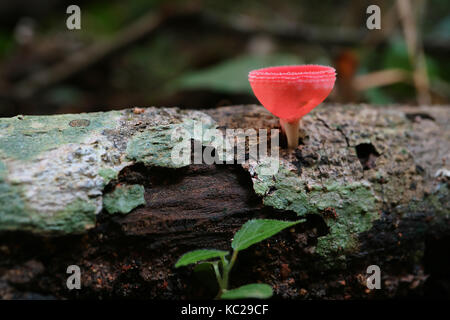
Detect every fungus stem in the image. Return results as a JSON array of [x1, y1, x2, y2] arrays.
[[280, 118, 300, 149]]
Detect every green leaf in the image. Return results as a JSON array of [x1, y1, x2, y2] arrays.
[[221, 283, 273, 299], [175, 249, 228, 268], [231, 219, 301, 251], [193, 262, 214, 273]]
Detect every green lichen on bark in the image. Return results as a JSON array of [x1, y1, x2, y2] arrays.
[[103, 184, 146, 214], [0, 112, 121, 161], [314, 182, 379, 256], [0, 172, 28, 230], [125, 124, 190, 168], [0, 107, 215, 234], [45, 199, 97, 233], [126, 118, 216, 167], [1, 157, 96, 233], [396, 182, 450, 218], [0, 187, 96, 234], [98, 168, 119, 185], [252, 164, 379, 257]]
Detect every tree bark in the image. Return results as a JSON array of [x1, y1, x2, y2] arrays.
[[0, 104, 448, 299]]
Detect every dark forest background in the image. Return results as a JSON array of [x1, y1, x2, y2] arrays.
[[0, 0, 449, 117]]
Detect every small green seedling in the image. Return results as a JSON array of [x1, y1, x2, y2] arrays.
[[175, 219, 301, 299]]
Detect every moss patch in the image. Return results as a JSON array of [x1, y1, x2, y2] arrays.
[[98, 168, 119, 185], [103, 184, 146, 214]]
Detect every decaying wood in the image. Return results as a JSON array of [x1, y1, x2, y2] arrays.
[[0, 104, 448, 299]]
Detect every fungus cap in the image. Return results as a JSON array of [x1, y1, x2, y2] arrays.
[[248, 65, 336, 122]]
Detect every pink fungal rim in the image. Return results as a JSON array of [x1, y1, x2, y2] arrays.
[[248, 65, 336, 83]]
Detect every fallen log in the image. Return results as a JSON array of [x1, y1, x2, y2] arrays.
[[0, 104, 448, 299]]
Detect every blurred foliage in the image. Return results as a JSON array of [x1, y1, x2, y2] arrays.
[[44, 86, 83, 106], [363, 87, 394, 105], [383, 36, 439, 79], [0, 31, 13, 57], [0, 0, 449, 116], [430, 15, 450, 39], [170, 53, 304, 94], [112, 34, 190, 91]]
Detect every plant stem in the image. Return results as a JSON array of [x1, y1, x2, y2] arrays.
[[212, 262, 224, 289], [222, 250, 238, 291], [220, 255, 228, 269]]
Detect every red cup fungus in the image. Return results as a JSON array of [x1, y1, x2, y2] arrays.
[[249, 65, 336, 149]]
